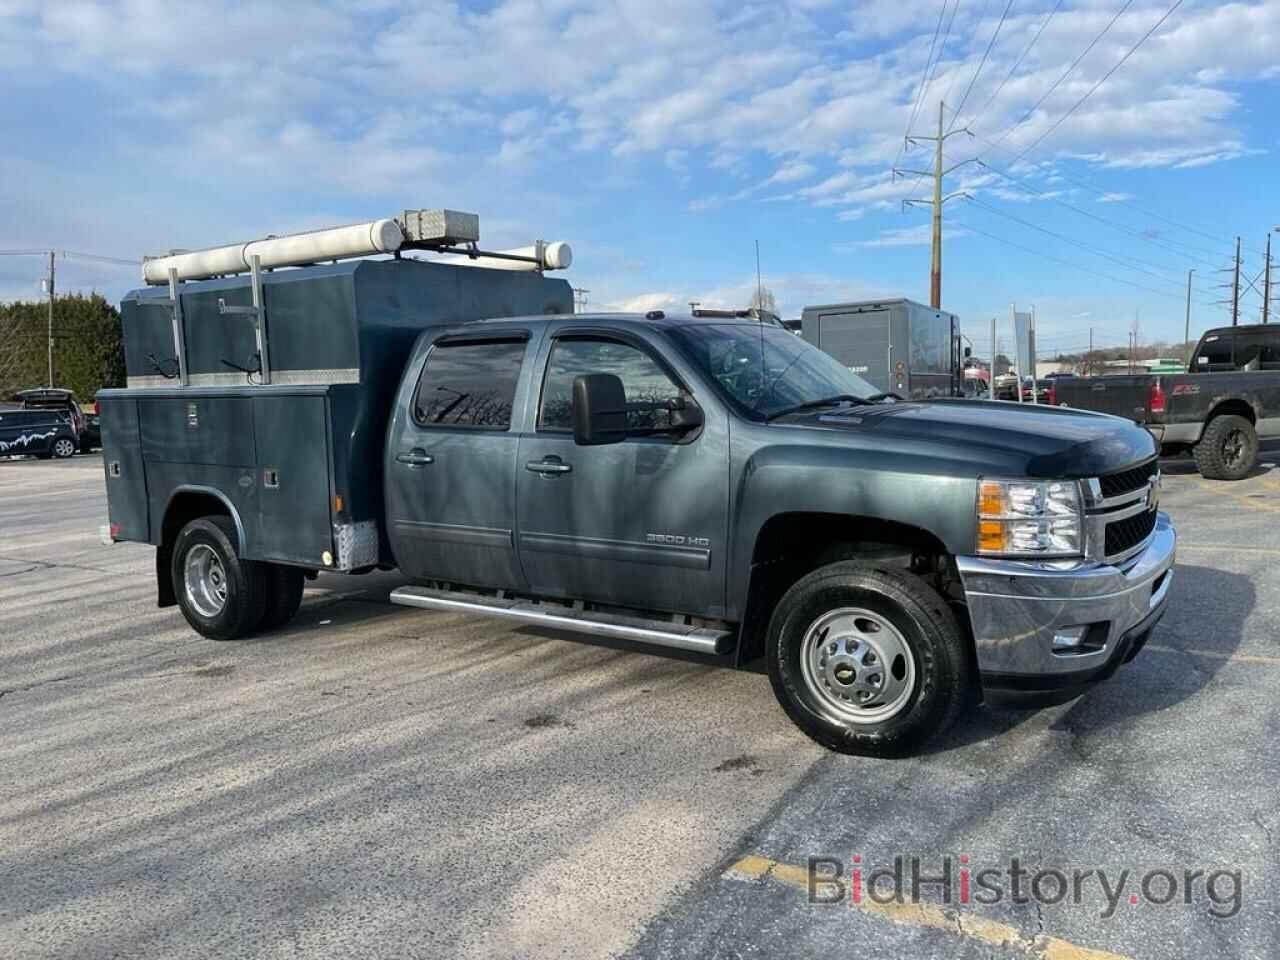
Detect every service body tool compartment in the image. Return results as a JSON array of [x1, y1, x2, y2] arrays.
[[97, 397, 150, 542], [252, 392, 333, 565], [99, 386, 343, 569]]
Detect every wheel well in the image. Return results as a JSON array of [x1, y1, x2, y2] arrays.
[[1207, 399, 1255, 426], [751, 512, 948, 567], [156, 492, 236, 608], [737, 513, 957, 667]]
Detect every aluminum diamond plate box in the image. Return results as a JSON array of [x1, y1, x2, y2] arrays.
[[398, 209, 480, 245]]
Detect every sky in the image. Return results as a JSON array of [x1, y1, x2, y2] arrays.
[[1, 0, 1277, 359]]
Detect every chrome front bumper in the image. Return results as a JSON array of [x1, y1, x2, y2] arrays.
[[956, 512, 1176, 693]]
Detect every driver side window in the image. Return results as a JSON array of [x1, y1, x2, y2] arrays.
[[539, 337, 683, 433]]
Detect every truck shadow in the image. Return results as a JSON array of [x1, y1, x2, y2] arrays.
[[1160, 459, 1274, 479], [1052, 561, 1252, 734], [928, 561, 1253, 752]]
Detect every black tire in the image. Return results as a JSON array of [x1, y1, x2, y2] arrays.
[[171, 516, 268, 641], [51, 436, 77, 459], [260, 564, 306, 631], [767, 561, 971, 757], [1194, 414, 1257, 481]]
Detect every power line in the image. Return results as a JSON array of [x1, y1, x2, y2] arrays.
[[947, 0, 1015, 134], [948, 120, 1241, 260], [896, 0, 952, 175], [961, 0, 1065, 130], [899, 0, 965, 196], [0, 248, 137, 266], [1006, 0, 1185, 168], [986, 0, 1135, 148], [61, 249, 137, 267], [930, 0, 965, 110], [965, 196, 1220, 302], [950, 219, 1228, 305], [964, 155, 1228, 269]]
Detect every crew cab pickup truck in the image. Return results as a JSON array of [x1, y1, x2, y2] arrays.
[[99, 252, 1175, 756], [1054, 324, 1280, 480]]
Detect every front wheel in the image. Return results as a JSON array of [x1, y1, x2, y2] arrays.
[[767, 562, 971, 756], [172, 516, 268, 640]]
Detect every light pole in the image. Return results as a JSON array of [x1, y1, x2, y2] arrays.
[[1183, 269, 1194, 369]]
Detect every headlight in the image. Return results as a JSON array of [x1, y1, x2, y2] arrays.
[[977, 478, 1083, 557]]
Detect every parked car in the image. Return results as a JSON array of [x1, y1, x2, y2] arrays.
[[0, 404, 79, 459], [1022, 379, 1058, 405], [1054, 324, 1280, 480], [99, 241, 1175, 756], [12, 388, 97, 451]]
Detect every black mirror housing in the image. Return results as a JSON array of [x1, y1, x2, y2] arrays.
[[572, 373, 628, 445]]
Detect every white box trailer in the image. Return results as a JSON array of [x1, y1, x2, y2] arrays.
[[799, 299, 961, 399]]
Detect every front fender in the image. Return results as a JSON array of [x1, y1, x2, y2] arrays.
[[728, 443, 977, 616]]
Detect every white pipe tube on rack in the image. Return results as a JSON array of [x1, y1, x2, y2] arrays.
[[142, 219, 404, 284], [452, 241, 572, 272]]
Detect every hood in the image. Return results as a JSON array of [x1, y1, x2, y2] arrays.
[[807, 399, 1156, 478]]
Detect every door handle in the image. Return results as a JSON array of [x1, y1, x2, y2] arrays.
[[525, 458, 572, 475], [396, 449, 434, 466]]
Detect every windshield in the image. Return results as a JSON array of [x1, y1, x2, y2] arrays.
[[667, 323, 878, 420]]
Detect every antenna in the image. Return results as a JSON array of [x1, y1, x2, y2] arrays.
[[755, 239, 766, 409]]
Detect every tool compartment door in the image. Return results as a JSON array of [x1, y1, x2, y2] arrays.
[[253, 394, 334, 566], [98, 397, 150, 542]]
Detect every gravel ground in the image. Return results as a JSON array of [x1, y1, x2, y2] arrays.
[[2, 450, 1278, 959]]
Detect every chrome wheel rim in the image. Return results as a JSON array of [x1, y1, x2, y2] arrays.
[[799, 607, 917, 724], [184, 544, 228, 618], [54, 438, 74, 456]]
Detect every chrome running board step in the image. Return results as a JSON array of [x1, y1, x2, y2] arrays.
[[389, 585, 734, 655]]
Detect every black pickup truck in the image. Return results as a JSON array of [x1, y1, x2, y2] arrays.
[[98, 231, 1176, 757], [1054, 324, 1280, 480]]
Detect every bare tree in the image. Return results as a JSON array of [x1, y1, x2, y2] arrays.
[[750, 285, 777, 316]]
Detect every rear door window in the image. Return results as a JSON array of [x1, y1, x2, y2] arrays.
[[412, 339, 526, 429], [1234, 332, 1280, 371]]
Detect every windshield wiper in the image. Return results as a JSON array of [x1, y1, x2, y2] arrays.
[[765, 394, 872, 422], [864, 391, 905, 402]]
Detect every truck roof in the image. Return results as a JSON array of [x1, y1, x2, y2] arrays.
[[469, 311, 769, 331]]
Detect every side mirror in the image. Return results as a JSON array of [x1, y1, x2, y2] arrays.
[[572, 373, 628, 446], [964, 346, 972, 358]]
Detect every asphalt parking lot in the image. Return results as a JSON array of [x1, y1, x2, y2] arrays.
[[3, 450, 1279, 960]]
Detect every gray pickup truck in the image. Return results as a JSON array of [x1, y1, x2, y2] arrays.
[[1054, 324, 1280, 480], [99, 256, 1175, 756]]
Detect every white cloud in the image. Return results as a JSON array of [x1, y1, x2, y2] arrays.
[[764, 160, 818, 186], [1097, 192, 1133, 203], [834, 222, 973, 250]]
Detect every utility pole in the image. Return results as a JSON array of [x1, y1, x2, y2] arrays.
[[1263, 234, 1272, 324], [989, 315, 996, 400], [572, 287, 589, 313], [1184, 269, 1194, 368], [895, 100, 975, 309], [1088, 327, 1093, 376], [46, 250, 55, 388], [1231, 236, 1241, 326]]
